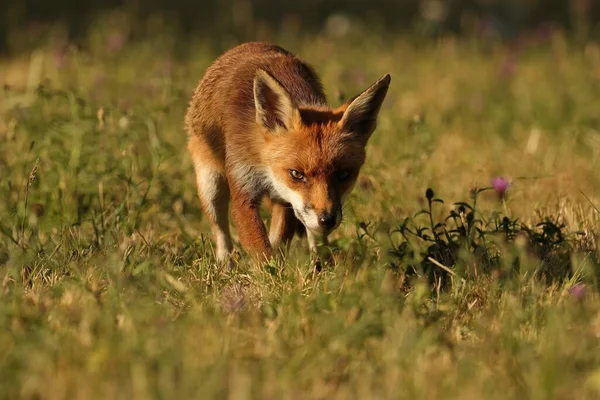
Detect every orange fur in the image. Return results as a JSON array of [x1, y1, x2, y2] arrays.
[[185, 42, 390, 263]]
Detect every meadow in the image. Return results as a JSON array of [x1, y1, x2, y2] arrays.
[[1, 17, 600, 399]]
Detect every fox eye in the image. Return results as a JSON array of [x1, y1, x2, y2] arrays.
[[337, 170, 351, 181], [289, 169, 305, 181]]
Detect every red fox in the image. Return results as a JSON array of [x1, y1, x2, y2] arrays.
[[185, 42, 390, 263]]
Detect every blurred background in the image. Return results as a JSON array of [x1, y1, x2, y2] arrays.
[[1, 0, 599, 54]]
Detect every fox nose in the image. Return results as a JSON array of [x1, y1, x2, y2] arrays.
[[318, 212, 337, 230]]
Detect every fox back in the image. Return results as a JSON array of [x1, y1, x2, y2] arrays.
[[185, 42, 390, 261]]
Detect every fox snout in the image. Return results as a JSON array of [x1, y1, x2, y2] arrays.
[[302, 202, 341, 233], [318, 210, 338, 230]]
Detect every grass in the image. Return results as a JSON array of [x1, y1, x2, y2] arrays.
[[1, 19, 600, 398]]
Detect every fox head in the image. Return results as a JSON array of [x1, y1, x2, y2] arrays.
[[254, 69, 391, 235]]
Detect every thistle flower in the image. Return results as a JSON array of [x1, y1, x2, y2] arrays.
[[491, 176, 511, 197], [569, 283, 587, 300]]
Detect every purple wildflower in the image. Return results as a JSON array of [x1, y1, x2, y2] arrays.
[[535, 23, 555, 44], [491, 176, 511, 197], [107, 33, 125, 53], [53, 49, 67, 69], [478, 18, 495, 38], [499, 55, 517, 79], [569, 283, 587, 300], [574, 0, 591, 14]]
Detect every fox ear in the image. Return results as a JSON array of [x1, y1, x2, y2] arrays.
[[254, 69, 300, 132], [339, 74, 391, 139]]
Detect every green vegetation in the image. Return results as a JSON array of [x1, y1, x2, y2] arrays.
[[1, 20, 600, 398]]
